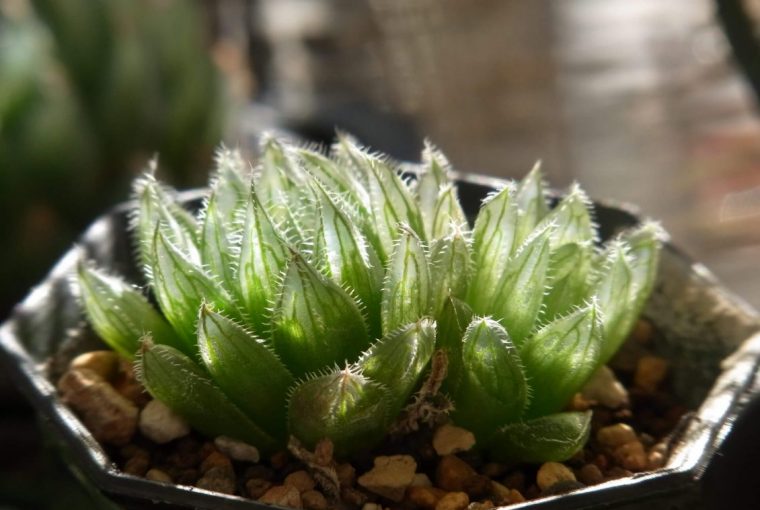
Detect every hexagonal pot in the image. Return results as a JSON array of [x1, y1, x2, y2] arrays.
[[1, 172, 759, 510]]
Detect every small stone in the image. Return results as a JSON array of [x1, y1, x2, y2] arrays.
[[508, 489, 525, 504], [285, 470, 317, 493], [435, 491, 469, 510], [634, 356, 669, 392], [69, 351, 120, 381], [567, 393, 592, 411], [123, 449, 150, 476], [196, 466, 236, 494], [411, 473, 433, 487], [433, 424, 477, 456], [596, 423, 638, 449], [214, 435, 260, 463], [139, 400, 190, 444], [173, 468, 199, 485], [200, 451, 233, 475], [501, 471, 526, 492], [343, 487, 369, 507], [541, 480, 586, 496], [357, 455, 417, 502], [362, 504, 382, 510], [199, 441, 218, 459], [462, 474, 490, 498], [58, 368, 138, 446], [302, 490, 328, 510], [613, 441, 647, 471], [577, 464, 604, 485], [536, 462, 576, 491], [407, 485, 446, 509], [604, 467, 633, 480], [436, 455, 478, 492], [489, 481, 511, 505], [631, 319, 653, 344], [336, 462, 356, 487], [467, 501, 494, 510], [480, 462, 507, 479], [145, 469, 172, 483], [113, 358, 149, 407], [581, 366, 630, 409], [246, 478, 273, 499], [244, 464, 275, 482], [270, 450, 290, 470], [647, 449, 666, 470], [259, 485, 302, 509]]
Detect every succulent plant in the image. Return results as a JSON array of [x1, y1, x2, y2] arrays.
[[76, 134, 660, 462]]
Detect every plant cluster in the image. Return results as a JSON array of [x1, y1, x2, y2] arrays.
[[77, 134, 660, 462]]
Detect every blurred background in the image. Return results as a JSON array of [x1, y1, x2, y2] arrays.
[[2, 0, 760, 507]]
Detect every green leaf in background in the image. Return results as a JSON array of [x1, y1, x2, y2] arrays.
[[489, 411, 592, 463]]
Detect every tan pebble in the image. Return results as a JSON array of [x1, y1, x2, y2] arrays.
[[567, 393, 592, 411], [536, 462, 576, 491], [480, 462, 506, 479], [411, 473, 433, 488], [433, 424, 476, 455], [302, 490, 328, 510], [139, 400, 190, 444], [647, 450, 666, 470], [407, 485, 446, 509], [269, 450, 290, 470], [508, 489, 525, 503], [604, 467, 633, 480], [435, 491, 469, 510], [577, 464, 604, 485], [596, 423, 637, 449], [357, 455, 417, 502], [214, 435, 260, 463], [123, 449, 150, 476], [613, 441, 647, 471], [246, 478, 273, 499], [342, 487, 369, 507], [196, 466, 236, 494], [200, 451, 233, 475], [462, 474, 491, 498], [145, 468, 172, 483], [467, 500, 495, 510], [362, 504, 382, 510], [58, 368, 138, 446], [259, 485, 302, 508], [436, 455, 478, 492], [113, 358, 149, 406], [336, 462, 356, 487], [70, 351, 120, 381], [285, 470, 316, 493], [581, 366, 630, 409], [488, 481, 511, 505], [634, 356, 669, 392]]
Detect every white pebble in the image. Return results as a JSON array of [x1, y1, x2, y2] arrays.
[[214, 435, 260, 463], [138, 399, 190, 444], [581, 365, 629, 409]]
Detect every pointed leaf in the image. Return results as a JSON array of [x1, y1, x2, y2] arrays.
[[542, 243, 592, 321], [592, 242, 635, 364], [488, 223, 554, 345], [451, 318, 528, 441], [514, 162, 550, 244], [540, 184, 595, 247], [297, 147, 370, 212], [418, 143, 452, 237], [198, 306, 294, 436], [489, 411, 592, 463], [521, 304, 603, 417], [436, 296, 473, 395], [359, 319, 437, 416], [77, 262, 183, 357], [138, 342, 278, 453], [381, 227, 431, 335], [468, 184, 520, 312], [271, 253, 370, 377], [624, 222, 661, 311], [431, 185, 468, 240], [199, 190, 236, 285], [287, 368, 391, 458], [238, 191, 287, 334], [429, 230, 471, 315], [314, 183, 383, 336], [210, 147, 249, 221], [150, 225, 236, 350]]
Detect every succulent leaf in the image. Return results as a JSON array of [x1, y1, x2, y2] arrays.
[[381, 226, 432, 335], [287, 367, 391, 458], [520, 303, 602, 417], [436, 296, 473, 395], [297, 147, 370, 212], [431, 185, 468, 240], [198, 305, 294, 436], [514, 162, 550, 244], [451, 318, 528, 441], [468, 184, 520, 312], [542, 243, 592, 321], [271, 252, 370, 377], [138, 341, 278, 452], [539, 184, 595, 247], [210, 147, 248, 220], [418, 143, 453, 237], [199, 190, 236, 286], [150, 224, 236, 350], [238, 190, 287, 334], [429, 230, 471, 315], [359, 318, 437, 416], [489, 411, 592, 463], [76, 262, 183, 357], [487, 222, 554, 345]]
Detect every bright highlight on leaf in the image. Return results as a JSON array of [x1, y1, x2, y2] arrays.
[[77, 135, 660, 463]]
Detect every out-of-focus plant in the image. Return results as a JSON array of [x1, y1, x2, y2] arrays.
[[77, 134, 660, 462], [0, 0, 225, 316]]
